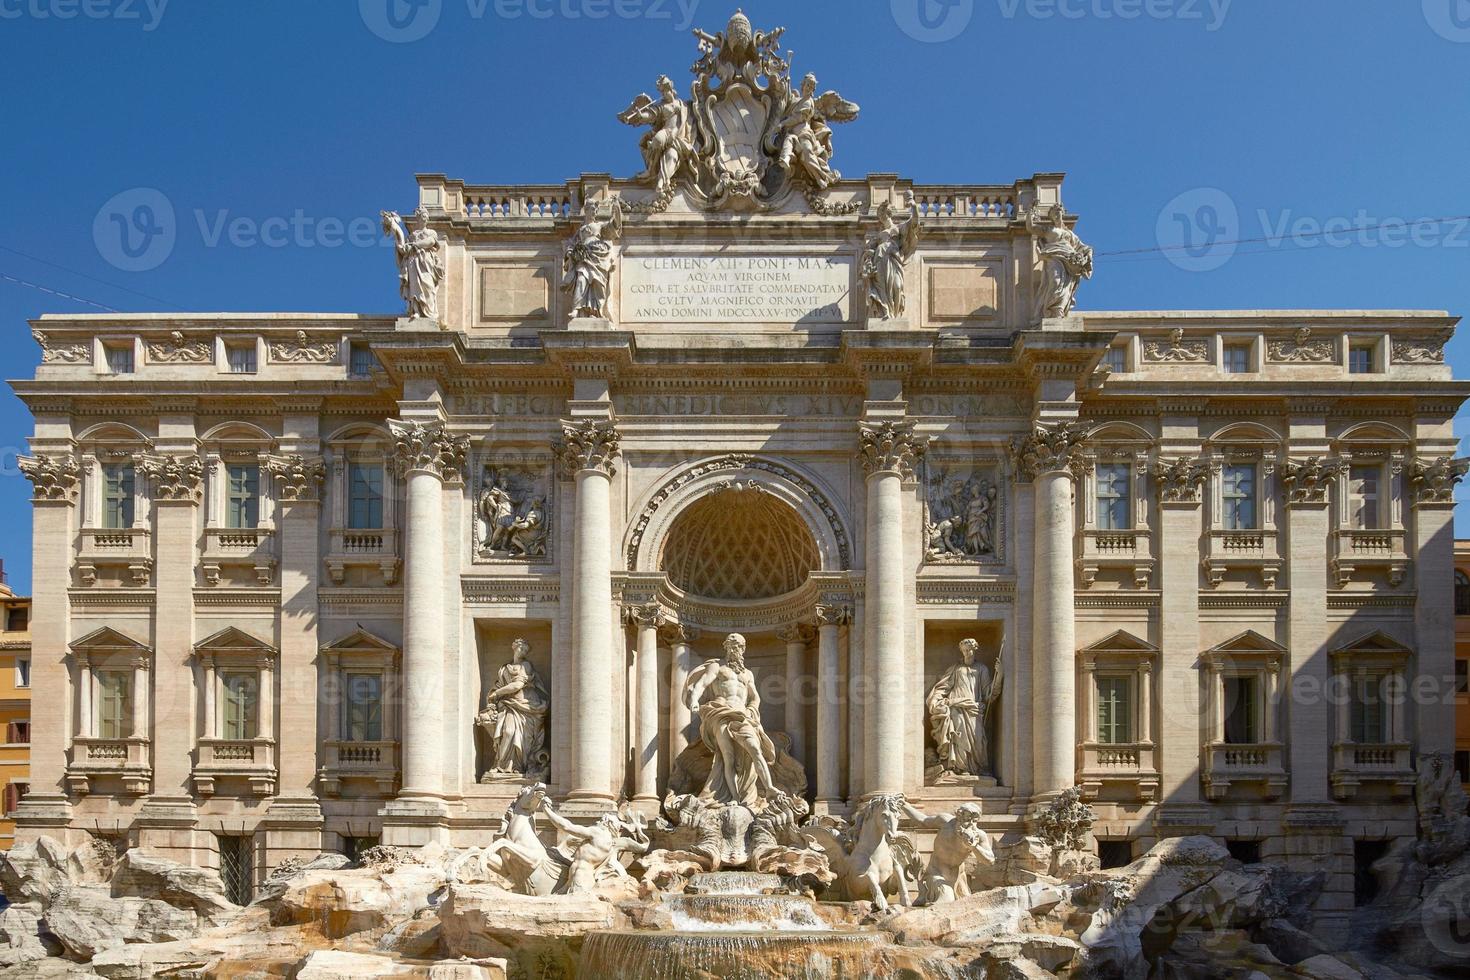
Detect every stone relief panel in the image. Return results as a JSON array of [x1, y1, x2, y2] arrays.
[[1266, 327, 1334, 364], [923, 458, 1005, 565], [473, 463, 551, 563]]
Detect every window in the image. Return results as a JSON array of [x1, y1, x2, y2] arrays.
[[226, 344, 257, 374], [1456, 660, 1468, 695], [1350, 674, 1388, 744], [341, 835, 379, 863], [1223, 344, 1251, 374], [4, 608, 25, 633], [1354, 840, 1390, 906], [343, 673, 383, 742], [101, 463, 135, 529], [1096, 676, 1132, 744], [97, 670, 132, 739], [1095, 464, 1131, 531], [11, 660, 26, 689], [1458, 572, 1470, 616], [2, 782, 27, 816], [1349, 344, 1376, 374], [1348, 465, 1381, 529], [349, 344, 378, 378], [220, 671, 259, 740], [1222, 464, 1258, 530], [105, 345, 134, 374], [347, 463, 385, 530], [1097, 839, 1133, 869], [1225, 839, 1262, 865], [5, 721, 28, 744], [1223, 675, 1259, 744], [1455, 751, 1470, 783], [1102, 346, 1126, 373], [225, 465, 261, 529], [217, 835, 254, 906]]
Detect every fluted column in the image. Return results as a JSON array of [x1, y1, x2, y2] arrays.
[[556, 419, 621, 804], [664, 624, 699, 764], [1016, 423, 1085, 798], [627, 602, 664, 804], [778, 623, 815, 771], [858, 420, 925, 796], [1408, 456, 1468, 754], [388, 420, 467, 800], [814, 603, 849, 808]]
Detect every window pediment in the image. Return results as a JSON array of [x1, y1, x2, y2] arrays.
[[1202, 630, 1286, 666], [194, 627, 276, 663], [1330, 629, 1411, 668], [71, 627, 150, 659]]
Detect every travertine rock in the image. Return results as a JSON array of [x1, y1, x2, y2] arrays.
[[883, 881, 1066, 945], [262, 865, 448, 938], [0, 838, 71, 904], [437, 884, 625, 959], [45, 886, 198, 960], [109, 849, 237, 924], [1253, 919, 1335, 965], [295, 949, 421, 978], [0, 903, 59, 965]]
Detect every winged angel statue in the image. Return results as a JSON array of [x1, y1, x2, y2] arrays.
[[617, 11, 860, 211]]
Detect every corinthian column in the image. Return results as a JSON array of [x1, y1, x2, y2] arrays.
[[814, 603, 850, 809], [664, 623, 699, 765], [556, 419, 621, 805], [1015, 422, 1086, 799], [858, 420, 926, 797], [388, 420, 467, 801]]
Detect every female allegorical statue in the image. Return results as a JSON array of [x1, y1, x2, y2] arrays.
[[477, 638, 550, 782], [862, 193, 922, 320], [380, 207, 444, 321], [927, 638, 1003, 778]]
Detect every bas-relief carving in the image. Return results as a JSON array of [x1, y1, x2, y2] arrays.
[[381, 207, 444, 321], [862, 194, 921, 320], [33, 330, 92, 365], [618, 11, 860, 214], [1267, 327, 1333, 363], [562, 199, 622, 319], [923, 462, 1001, 563], [1029, 204, 1093, 320], [269, 330, 338, 365], [147, 331, 212, 364], [476, 638, 550, 783], [1392, 336, 1448, 364], [474, 466, 549, 560], [1142, 327, 1210, 363], [926, 639, 1003, 781]]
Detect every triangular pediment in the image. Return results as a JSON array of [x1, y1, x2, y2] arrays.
[[1333, 629, 1412, 657], [1205, 630, 1286, 657], [321, 627, 398, 655], [1081, 630, 1158, 655], [194, 627, 275, 654], [70, 626, 149, 654]]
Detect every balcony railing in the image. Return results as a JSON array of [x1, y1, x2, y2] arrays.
[[67, 736, 150, 795], [324, 527, 400, 586], [1078, 741, 1160, 801], [1202, 528, 1282, 588], [319, 739, 399, 797], [194, 737, 276, 796], [1331, 528, 1408, 587], [1076, 528, 1154, 588], [77, 526, 152, 586], [201, 526, 276, 586], [1331, 741, 1414, 799], [1203, 741, 1287, 799]]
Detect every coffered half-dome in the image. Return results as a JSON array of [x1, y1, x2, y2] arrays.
[[659, 484, 820, 602]]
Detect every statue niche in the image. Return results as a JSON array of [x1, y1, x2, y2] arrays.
[[926, 638, 1003, 784], [476, 638, 550, 783]]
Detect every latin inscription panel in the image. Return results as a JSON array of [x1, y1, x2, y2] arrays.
[[621, 254, 852, 324]]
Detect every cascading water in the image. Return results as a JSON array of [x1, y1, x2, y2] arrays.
[[579, 872, 885, 979]]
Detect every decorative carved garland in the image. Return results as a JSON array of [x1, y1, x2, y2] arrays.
[[626, 453, 851, 571]]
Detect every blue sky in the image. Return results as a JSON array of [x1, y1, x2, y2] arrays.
[[1, 0, 1467, 593]]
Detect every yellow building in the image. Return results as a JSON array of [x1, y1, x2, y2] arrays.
[[1456, 542, 1470, 792], [0, 566, 31, 849]]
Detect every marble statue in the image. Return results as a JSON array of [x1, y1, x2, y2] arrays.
[[771, 72, 860, 191], [925, 470, 999, 561], [618, 74, 695, 199], [449, 783, 564, 895], [562, 199, 622, 319], [927, 639, 1003, 778], [539, 801, 650, 895], [476, 639, 550, 782], [380, 207, 444, 321], [684, 633, 782, 806], [899, 800, 994, 905], [802, 795, 920, 911], [862, 194, 922, 320], [476, 469, 548, 559], [1030, 205, 1093, 320]]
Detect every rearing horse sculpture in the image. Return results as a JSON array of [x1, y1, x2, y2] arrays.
[[801, 793, 920, 911], [449, 782, 567, 895]]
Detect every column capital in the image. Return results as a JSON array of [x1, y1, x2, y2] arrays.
[[659, 622, 700, 646], [623, 601, 665, 629], [857, 419, 926, 479], [1153, 456, 1210, 506], [814, 603, 853, 627], [1280, 456, 1346, 507], [388, 420, 469, 482], [139, 453, 205, 502], [1012, 421, 1089, 482], [265, 454, 326, 502], [556, 419, 621, 478], [18, 453, 80, 502], [778, 623, 817, 645], [1407, 455, 1469, 509]]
